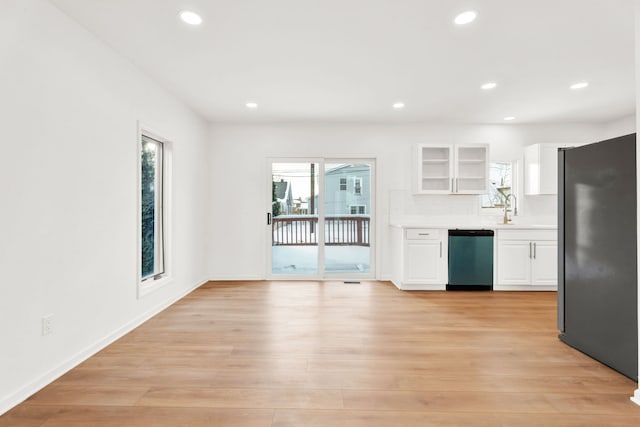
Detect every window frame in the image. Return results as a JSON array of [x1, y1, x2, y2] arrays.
[[479, 160, 519, 216], [137, 123, 173, 298], [349, 204, 366, 215], [339, 177, 347, 191], [353, 177, 363, 195]]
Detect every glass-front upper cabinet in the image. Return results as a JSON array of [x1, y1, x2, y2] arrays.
[[415, 144, 489, 195], [416, 145, 454, 194]]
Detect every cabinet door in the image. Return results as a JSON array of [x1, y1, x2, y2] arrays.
[[497, 240, 531, 285], [539, 144, 560, 194], [524, 144, 540, 195], [531, 240, 557, 286], [404, 240, 444, 284], [525, 144, 572, 195], [416, 145, 453, 194], [454, 145, 489, 194]]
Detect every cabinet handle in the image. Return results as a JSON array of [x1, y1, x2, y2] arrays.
[[418, 233, 430, 236], [451, 178, 454, 192], [455, 178, 458, 193], [533, 242, 537, 259], [267, 212, 272, 225], [440, 241, 442, 258], [529, 242, 532, 259]]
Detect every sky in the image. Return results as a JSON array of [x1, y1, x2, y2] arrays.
[[271, 163, 321, 200]]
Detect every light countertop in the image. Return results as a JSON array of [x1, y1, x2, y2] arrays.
[[389, 216, 557, 230]]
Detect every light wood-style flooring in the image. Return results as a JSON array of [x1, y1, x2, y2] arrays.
[[2, 281, 639, 426]]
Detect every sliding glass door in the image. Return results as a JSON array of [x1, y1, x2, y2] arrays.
[[268, 159, 374, 279], [323, 162, 372, 274], [269, 161, 320, 275]]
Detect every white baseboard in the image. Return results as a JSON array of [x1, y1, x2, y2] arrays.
[[0, 277, 208, 416], [493, 285, 557, 291], [631, 389, 640, 406], [399, 283, 447, 291], [207, 275, 264, 281]]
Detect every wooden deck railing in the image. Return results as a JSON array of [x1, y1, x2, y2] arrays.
[[272, 215, 369, 247]]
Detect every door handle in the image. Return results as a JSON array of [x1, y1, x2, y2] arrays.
[[529, 242, 532, 259], [533, 242, 537, 259], [439, 241, 442, 258], [267, 212, 271, 225]]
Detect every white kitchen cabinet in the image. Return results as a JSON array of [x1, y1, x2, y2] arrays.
[[391, 227, 447, 290], [454, 145, 490, 194], [524, 143, 574, 195], [496, 240, 532, 285], [405, 240, 443, 283], [496, 229, 557, 290], [530, 240, 557, 286], [416, 144, 489, 195]]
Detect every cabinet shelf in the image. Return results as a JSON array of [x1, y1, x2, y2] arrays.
[[416, 143, 488, 194]]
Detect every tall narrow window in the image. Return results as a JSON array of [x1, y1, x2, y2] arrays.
[[141, 135, 165, 280], [353, 177, 362, 195]]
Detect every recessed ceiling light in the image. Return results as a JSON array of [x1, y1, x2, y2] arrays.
[[503, 116, 516, 121], [570, 81, 589, 90], [179, 10, 202, 26], [481, 82, 497, 90], [392, 102, 405, 109], [246, 102, 258, 109], [454, 11, 477, 25]]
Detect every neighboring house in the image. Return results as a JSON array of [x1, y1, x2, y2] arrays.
[[324, 164, 370, 215], [273, 179, 293, 215]]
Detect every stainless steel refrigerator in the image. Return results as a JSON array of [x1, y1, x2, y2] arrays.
[[558, 133, 637, 380]]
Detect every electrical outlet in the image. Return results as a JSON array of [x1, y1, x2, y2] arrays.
[[42, 315, 53, 336]]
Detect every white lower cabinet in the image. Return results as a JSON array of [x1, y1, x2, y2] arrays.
[[530, 240, 557, 286], [391, 228, 447, 290], [497, 240, 532, 285], [391, 226, 557, 291], [496, 230, 557, 290]]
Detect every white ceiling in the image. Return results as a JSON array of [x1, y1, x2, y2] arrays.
[[50, 0, 635, 124]]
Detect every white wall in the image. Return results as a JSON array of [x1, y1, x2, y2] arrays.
[[0, 0, 209, 413], [207, 122, 606, 280], [599, 114, 636, 140]]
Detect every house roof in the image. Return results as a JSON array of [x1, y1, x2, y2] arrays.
[[273, 180, 289, 200], [325, 164, 370, 175]]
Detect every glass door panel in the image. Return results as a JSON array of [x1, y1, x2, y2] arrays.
[[323, 162, 372, 274], [270, 162, 320, 275]]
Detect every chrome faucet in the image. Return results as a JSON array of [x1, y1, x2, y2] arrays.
[[503, 194, 518, 224]]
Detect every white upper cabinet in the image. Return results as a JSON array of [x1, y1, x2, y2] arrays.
[[416, 144, 489, 194], [524, 143, 574, 195], [416, 145, 453, 194], [454, 145, 490, 194]]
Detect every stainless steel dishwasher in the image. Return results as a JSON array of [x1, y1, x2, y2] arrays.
[[447, 229, 494, 291]]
